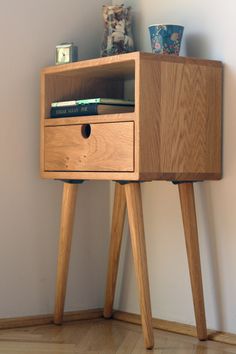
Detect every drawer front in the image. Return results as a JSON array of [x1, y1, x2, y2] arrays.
[[44, 122, 134, 172]]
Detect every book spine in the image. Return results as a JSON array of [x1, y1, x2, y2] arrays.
[[50, 104, 98, 118]]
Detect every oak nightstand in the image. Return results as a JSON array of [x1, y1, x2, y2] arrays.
[[40, 52, 222, 349]]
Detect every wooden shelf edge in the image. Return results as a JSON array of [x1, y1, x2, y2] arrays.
[[138, 172, 222, 181], [41, 52, 139, 75], [140, 52, 222, 67], [39, 171, 222, 182], [44, 112, 136, 126], [41, 52, 222, 76], [40, 171, 140, 181]]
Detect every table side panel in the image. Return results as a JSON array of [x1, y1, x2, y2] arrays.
[[159, 61, 222, 177], [139, 58, 222, 180]]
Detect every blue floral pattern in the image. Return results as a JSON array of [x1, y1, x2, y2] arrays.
[[149, 25, 184, 55]]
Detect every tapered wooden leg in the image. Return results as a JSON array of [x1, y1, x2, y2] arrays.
[[178, 183, 207, 340], [125, 183, 154, 350], [54, 183, 78, 325], [104, 183, 126, 319]]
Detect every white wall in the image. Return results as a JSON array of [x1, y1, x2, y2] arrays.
[[0, 0, 111, 318], [1, 0, 236, 336], [113, 0, 236, 334]]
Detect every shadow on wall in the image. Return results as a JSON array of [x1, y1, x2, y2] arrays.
[[64, 180, 111, 311], [185, 34, 212, 58], [198, 183, 224, 330]]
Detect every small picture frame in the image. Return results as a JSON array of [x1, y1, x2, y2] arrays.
[[55, 42, 78, 65]]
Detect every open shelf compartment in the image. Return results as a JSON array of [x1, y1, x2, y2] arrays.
[[41, 53, 136, 120]]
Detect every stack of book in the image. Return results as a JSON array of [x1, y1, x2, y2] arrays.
[[50, 98, 135, 118]]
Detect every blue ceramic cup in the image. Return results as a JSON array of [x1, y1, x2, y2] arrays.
[[148, 24, 184, 55]]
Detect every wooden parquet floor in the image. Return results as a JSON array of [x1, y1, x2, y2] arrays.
[[0, 319, 235, 354]]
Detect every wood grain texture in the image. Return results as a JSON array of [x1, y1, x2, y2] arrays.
[[0, 309, 103, 330], [44, 112, 136, 126], [114, 310, 198, 337], [141, 52, 222, 67], [113, 311, 236, 347], [44, 122, 134, 172], [103, 183, 126, 319], [178, 183, 207, 341], [1, 319, 236, 354], [134, 54, 141, 176], [139, 56, 222, 180], [160, 62, 221, 175], [40, 73, 46, 176], [41, 51, 222, 181], [40, 55, 126, 176], [1, 312, 236, 348], [42, 52, 221, 76], [42, 52, 136, 76], [125, 183, 154, 349], [54, 183, 78, 325], [139, 58, 161, 176], [43, 76, 124, 119], [41, 170, 139, 181]]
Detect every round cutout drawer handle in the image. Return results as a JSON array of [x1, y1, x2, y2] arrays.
[[81, 124, 91, 139]]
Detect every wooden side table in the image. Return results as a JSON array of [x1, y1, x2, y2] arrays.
[[40, 52, 222, 349]]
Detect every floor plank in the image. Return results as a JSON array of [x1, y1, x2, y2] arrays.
[[0, 319, 235, 353]]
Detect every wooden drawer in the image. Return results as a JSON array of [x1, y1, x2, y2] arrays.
[[44, 122, 134, 172]]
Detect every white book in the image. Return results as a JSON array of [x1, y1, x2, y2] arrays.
[[51, 98, 134, 107]]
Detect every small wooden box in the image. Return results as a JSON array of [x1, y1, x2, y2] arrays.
[[40, 52, 222, 181]]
